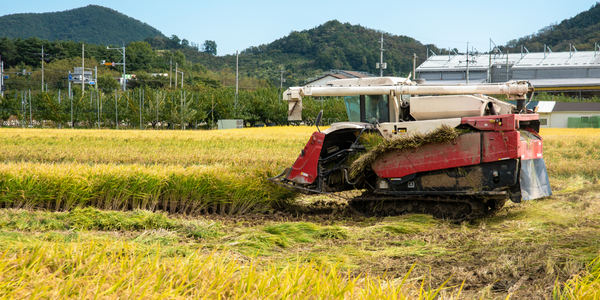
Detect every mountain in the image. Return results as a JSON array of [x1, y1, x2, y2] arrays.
[[505, 3, 600, 52], [153, 20, 439, 87], [0, 5, 165, 45]]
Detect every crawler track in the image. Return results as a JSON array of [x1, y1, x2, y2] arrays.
[[349, 192, 506, 222], [268, 174, 506, 221]]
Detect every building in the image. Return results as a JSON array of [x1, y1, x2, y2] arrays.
[[509, 100, 600, 128], [416, 50, 600, 98], [539, 101, 600, 128], [303, 70, 373, 87]]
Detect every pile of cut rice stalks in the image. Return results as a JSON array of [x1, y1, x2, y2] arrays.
[[349, 125, 461, 179]]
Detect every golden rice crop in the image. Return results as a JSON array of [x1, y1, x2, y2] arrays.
[[0, 127, 598, 213], [554, 256, 600, 300], [0, 127, 319, 213], [0, 240, 455, 299], [0, 127, 314, 169], [0, 162, 294, 214], [540, 128, 600, 179]]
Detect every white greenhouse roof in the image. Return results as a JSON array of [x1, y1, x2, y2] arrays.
[[417, 51, 600, 71]]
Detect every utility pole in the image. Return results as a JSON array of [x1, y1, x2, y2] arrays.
[[106, 44, 126, 91], [177, 70, 184, 88], [29, 89, 32, 127], [0, 54, 4, 97], [34, 46, 49, 92], [488, 39, 492, 83], [278, 66, 286, 102], [70, 74, 73, 129], [279, 66, 285, 90], [175, 62, 178, 89], [377, 33, 386, 77], [58, 90, 61, 128], [82, 43, 85, 93], [123, 44, 126, 91], [115, 90, 118, 130], [413, 53, 417, 80], [235, 50, 238, 113], [506, 51, 510, 82], [169, 55, 172, 88], [466, 42, 469, 84], [41, 45, 44, 92]]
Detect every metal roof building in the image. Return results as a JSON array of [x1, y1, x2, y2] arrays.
[[416, 50, 600, 97]]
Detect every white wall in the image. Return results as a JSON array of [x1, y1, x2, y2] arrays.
[[546, 112, 600, 128], [538, 113, 551, 128]]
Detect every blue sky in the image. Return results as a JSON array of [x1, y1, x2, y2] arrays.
[[1, 0, 597, 56]]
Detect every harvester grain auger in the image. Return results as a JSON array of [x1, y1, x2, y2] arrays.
[[269, 77, 552, 220]]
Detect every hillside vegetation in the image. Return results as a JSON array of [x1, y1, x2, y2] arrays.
[[171, 20, 437, 86], [0, 5, 164, 45], [4, 3, 600, 89], [506, 3, 600, 52], [0, 18, 438, 89]]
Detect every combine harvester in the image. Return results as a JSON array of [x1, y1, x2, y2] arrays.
[[270, 77, 552, 220]]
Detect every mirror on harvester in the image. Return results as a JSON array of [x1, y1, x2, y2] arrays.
[[315, 110, 323, 132]]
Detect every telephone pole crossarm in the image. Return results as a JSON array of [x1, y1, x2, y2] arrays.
[[106, 45, 127, 91]]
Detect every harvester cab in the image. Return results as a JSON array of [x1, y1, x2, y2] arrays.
[[270, 77, 552, 220]]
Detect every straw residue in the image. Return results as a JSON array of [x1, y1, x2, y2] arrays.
[[348, 125, 461, 179]]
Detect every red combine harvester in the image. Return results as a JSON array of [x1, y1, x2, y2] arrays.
[[269, 77, 552, 220]]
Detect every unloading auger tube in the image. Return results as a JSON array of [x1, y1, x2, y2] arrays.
[[284, 80, 533, 120], [271, 78, 550, 221]]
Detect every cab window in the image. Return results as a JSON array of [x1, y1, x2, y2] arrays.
[[343, 95, 361, 122], [365, 95, 389, 124]]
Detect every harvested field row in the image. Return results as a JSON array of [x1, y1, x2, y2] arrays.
[[0, 162, 293, 214], [0, 127, 599, 213]]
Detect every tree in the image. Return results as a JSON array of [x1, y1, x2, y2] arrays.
[[202, 40, 217, 55], [98, 74, 120, 91], [126, 41, 156, 71]]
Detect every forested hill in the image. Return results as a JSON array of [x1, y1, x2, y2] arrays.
[[0, 5, 165, 45], [245, 20, 435, 75], [166, 20, 439, 87], [505, 3, 600, 52]]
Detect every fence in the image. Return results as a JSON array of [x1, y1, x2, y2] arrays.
[[567, 116, 600, 128]]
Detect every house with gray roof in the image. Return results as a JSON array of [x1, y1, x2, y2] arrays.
[[510, 101, 600, 128], [303, 69, 373, 87]]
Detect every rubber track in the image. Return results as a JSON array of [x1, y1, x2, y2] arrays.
[[268, 174, 505, 221]]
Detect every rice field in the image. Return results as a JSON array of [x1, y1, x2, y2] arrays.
[[1, 126, 600, 298], [0, 127, 314, 213], [0, 127, 598, 213], [541, 128, 600, 181], [0, 240, 454, 299]]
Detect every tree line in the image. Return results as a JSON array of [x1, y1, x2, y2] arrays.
[[0, 87, 348, 129], [505, 3, 600, 53]]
